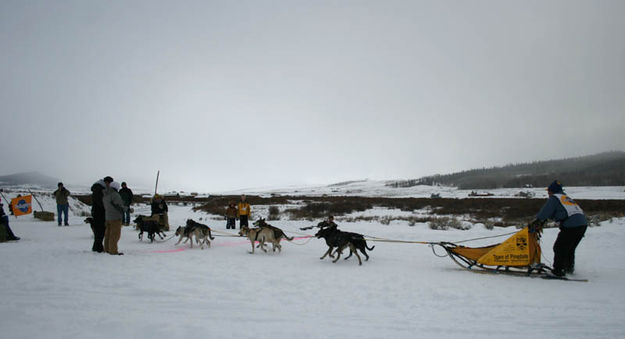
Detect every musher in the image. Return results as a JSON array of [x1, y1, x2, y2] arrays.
[[532, 180, 587, 277]]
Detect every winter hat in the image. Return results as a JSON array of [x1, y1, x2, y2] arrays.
[[547, 180, 563, 193], [110, 181, 121, 191], [103, 176, 114, 183]]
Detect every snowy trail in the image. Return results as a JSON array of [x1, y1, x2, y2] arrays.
[[1, 206, 624, 338]]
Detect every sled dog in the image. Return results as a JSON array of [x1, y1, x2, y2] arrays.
[[186, 219, 215, 249], [315, 226, 374, 265], [239, 221, 292, 254], [175, 219, 215, 249], [134, 215, 167, 243]]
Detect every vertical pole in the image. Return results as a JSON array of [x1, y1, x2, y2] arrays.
[[154, 170, 160, 196], [28, 189, 45, 212], [0, 190, 10, 206]]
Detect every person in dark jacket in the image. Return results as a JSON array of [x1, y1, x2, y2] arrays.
[[225, 202, 237, 229], [53, 182, 71, 226], [150, 194, 169, 231], [0, 201, 20, 241], [90, 179, 106, 252], [532, 180, 588, 277], [151, 194, 168, 215], [119, 182, 134, 226]]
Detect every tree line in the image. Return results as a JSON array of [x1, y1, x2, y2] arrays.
[[387, 151, 625, 189]]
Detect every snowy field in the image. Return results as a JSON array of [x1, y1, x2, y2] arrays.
[[2, 201, 625, 339], [9, 181, 624, 201], [219, 180, 625, 200]]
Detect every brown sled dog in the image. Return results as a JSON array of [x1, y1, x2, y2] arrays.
[[239, 219, 293, 253], [175, 219, 215, 249]]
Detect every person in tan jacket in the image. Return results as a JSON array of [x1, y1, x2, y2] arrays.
[[237, 195, 251, 229], [225, 202, 237, 229], [102, 177, 127, 255]]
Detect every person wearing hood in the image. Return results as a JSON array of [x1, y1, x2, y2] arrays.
[[90, 179, 106, 252], [102, 177, 127, 255], [532, 180, 588, 277]]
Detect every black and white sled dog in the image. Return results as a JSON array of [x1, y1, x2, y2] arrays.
[[175, 219, 215, 249]]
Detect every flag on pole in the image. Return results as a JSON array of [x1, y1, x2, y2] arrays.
[[11, 195, 33, 216]]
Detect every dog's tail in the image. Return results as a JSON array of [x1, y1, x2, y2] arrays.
[[207, 227, 215, 240], [366, 243, 375, 251], [277, 230, 293, 241]]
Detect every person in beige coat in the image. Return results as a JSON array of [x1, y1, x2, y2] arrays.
[[102, 176, 127, 255]]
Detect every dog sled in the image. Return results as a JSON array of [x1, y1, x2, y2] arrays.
[[431, 225, 551, 277]]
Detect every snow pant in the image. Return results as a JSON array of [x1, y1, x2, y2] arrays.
[[123, 207, 131, 225], [104, 220, 123, 255], [226, 218, 235, 229], [553, 225, 587, 274], [1, 215, 19, 240], [57, 204, 69, 225], [91, 216, 106, 252], [239, 215, 248, 229]]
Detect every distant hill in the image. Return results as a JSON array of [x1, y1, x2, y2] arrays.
[[0, 172, 60, 189], [387, 151, 625, 189]]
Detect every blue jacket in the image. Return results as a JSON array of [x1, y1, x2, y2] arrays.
[[536, 195, 587, 228]]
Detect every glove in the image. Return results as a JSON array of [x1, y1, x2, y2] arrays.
[[529, 219, 543, 233]]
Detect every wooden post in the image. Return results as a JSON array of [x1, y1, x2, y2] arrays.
[[0, 190, 10, 206], [154, 170, 160, 196], [28, 189, 45, 212]]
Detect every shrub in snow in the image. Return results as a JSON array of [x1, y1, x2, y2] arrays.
[[268, 206, 280, 220], [483, 221, 495, 230], [429, 217, 466, 230]]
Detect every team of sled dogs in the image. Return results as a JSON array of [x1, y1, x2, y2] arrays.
[[129, 215, 374, 264]]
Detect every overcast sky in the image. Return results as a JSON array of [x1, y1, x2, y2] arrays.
[[1, 0, 624, 192]]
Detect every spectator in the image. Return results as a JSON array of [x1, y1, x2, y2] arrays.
[[237, 195, 251, 229], [0, 201, 20, 241], [326, 215, 338, 228], [225, 201, 237, 229], [90, 179, 106, 252], [53, 182, 71, 226], [102, 177, 126, 255], [119, 182, 134, 226]]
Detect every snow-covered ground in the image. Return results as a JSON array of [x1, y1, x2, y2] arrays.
[[2, 198, 625, 338]]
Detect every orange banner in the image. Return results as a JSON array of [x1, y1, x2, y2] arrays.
[[11, 195, 32, 216]]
